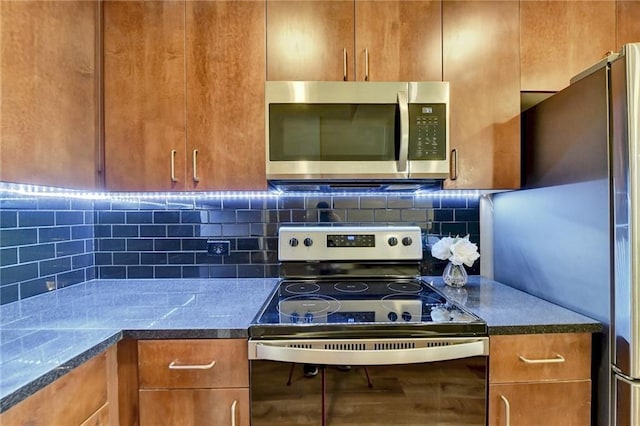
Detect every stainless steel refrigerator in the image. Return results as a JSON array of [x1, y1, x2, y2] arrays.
[[490, 42, 639, 425]]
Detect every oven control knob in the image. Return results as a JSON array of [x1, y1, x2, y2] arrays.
[[289, 238, 299, 247], [387, 237, 398, 246], [290, 312, 300, 323], [304, 312, 314, 323], [303, 237, 313, 247], [402, 311, 412, 321], [388, 312, 398, 322], [402, 236, 413, 246]]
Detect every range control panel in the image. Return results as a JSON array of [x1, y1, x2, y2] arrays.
[[278, 226, 423, 261]]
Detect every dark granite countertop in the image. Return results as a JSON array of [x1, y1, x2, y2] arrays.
[[0, 276, 601, 413]]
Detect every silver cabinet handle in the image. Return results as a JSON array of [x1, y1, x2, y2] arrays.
[[192, 149, 200, 182], [254, 339, 486, 365], [168, 360, 216, 370], [449, 148, 458, 180], [343, 48, 348, 81], [230, 399, 237, 426], [500, 394, 511, 426], [518, 353, 566, 364], [170, 149, 178, 183], [397, 90, 409, 173], [364, 48, 369, 81]]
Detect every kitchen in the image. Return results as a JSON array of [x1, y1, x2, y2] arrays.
[[0, 1, 639, 425]]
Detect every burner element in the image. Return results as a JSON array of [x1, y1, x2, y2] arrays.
[[334, 282, 369, 293], [387, 282, 423, 293], [283, 282, 320, 295], [277, 295, 340, 324]]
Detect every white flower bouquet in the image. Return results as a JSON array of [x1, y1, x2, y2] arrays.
[[430, 235, 480, 267]]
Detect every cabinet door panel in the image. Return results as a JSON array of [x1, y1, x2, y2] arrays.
[[355, 0, 442, 81], [0, 350, 109, 426], [267, 1, 354, 81], [139, 389, 249, 426], [0, 1, 98, 189], [104, 1, 186, 191], [186, 1, 266, 190], [489, 381, 591, 426], [443, 1, 520, 189], [521, 0, 615, 92], [617, 1, 640, 49]]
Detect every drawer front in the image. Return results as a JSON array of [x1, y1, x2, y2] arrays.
[[139, 388, 249, 426], [489, 381, 591, 426], [490, 333, 591, 383], [138, 339, 249, 389], [0, 349, 108, 425]]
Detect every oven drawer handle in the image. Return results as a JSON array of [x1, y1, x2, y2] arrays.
[[168, 360, 216, 370], [254, 340, 487, 365], [518, 353, 565, 364]]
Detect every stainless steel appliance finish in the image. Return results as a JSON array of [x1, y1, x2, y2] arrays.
[[265, 81, 449, 189], [492, 42, 640, 426], [249, 225, 488, 425], [611, 42, 640, 426]]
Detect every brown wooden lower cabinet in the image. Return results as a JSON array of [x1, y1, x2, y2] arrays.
[[139, 388, 249, 426], [488, 333, 592, 426], [489, 381, 591, 426], [0, 346, 118, 426]]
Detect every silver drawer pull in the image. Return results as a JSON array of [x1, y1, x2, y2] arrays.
[[500, 394, 511, 426], [230, 399, 237, 426], [518, 353, 565, 364], [168, 360, 216, 370]]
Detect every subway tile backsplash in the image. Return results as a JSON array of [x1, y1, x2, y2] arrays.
[[0, 189, 480, 305]]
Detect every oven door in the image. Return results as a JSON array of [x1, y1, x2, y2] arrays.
[[249, 337, 488, 425]]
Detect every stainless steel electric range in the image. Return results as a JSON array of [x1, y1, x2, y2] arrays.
[[249, 226, 488, 425]]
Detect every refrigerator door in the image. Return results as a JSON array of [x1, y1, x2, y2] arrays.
[[614, 374, 640, 425], [611, 42, 640, 380]]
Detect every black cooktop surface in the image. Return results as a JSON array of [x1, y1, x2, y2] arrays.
[[250, 279, 486, 339]]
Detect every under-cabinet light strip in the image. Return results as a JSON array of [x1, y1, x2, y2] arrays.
[[0, 182, 481, 200]]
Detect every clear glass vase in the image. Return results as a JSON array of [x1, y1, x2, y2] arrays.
[[442, 262, 468, 288]]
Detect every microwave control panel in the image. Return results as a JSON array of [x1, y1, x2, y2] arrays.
[[408, 104, 446, 160]]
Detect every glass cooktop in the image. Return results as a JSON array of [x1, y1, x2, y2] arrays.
[[250, 279, 486, 339]]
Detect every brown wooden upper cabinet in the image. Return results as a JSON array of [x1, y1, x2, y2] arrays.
[[617, 1, 640, 49], [520, 0, 616, 92], [0, 1, 100, 189], [104, 1, 266, 191], [266, 0, 442, 81], [443, 1, 521, 190]]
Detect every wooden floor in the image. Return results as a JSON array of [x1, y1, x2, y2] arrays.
[[251, 358, 487, 426]]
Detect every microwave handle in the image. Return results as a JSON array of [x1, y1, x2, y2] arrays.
[[397, 91, 409, 172]]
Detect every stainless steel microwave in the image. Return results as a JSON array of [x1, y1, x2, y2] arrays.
[[265, 81, 449, 189]]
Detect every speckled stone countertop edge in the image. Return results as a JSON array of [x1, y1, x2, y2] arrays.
[[488, 323, 603, 335], [0, 331, 122, 413]]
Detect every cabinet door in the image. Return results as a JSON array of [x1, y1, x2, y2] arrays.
[[0, 1, 99, 189], [186, 1, 266, 190], [443, 1, 520, 189], [521, 0, 616, 92], [617, 1, 640, 49], [266, 0, 355, 81], [489, 381, 591, 426], [354, 0, 442, 81], [104, 1, 186, 191], [139, 388, 249, 426]]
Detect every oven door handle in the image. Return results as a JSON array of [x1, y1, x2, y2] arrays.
[[252, 339, 487, 365]]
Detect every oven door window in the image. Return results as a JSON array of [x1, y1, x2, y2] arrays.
[[250, 357, 487, 425], [268, 103, 399, 161]]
